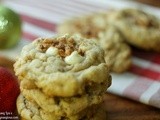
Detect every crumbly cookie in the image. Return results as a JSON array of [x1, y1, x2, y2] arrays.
[[57, 12, 107, 39], [21, 88, 103, 116], [14, 34, 111, 97], [98, 26, 131, 73], [57, 12, 131, 73], [20, 72, 110, 97], [17, 94, 106, 120], [19, 64, 111, 96], [108, 8, 160, 52]]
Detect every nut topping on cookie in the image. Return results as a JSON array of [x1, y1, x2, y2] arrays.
[[37, 35, 77, 58]]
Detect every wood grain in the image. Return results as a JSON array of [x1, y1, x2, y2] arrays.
[[136, 0, 160, 7], [104, 93, 160, 120]]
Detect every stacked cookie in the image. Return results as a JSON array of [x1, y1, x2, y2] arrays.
[[14, 34, 111, 120]]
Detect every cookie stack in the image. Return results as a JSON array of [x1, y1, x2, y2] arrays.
[[14, 34, 111, 120]]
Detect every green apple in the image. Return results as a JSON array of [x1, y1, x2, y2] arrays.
[[0, 5, 22, 49]]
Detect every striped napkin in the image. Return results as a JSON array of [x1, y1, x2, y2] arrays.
[[1, 0, 160, 109]]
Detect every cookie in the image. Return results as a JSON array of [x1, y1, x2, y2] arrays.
[[58, 12, 107, 39], [15, 34, 111, 120], [17, 94, 63, 120], [19, 72, 110, 96], [17, 94, 106, 120], [108, 8, 160, 52], [57, 12, 131, 73], [14, 34, 111, 97], [98, 26, 131, 73], [21, 89, 103, 116]]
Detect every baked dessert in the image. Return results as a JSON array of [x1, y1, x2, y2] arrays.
[[57, 12, 132, 73], [57, 13, 107, 39], [14, 34, 111, 120], [98, 26, 131, 73], [108, 8, 160, 52], [21, 89, 103, 116], [14, 34, 111, 97], [17, 94, 106, 120]]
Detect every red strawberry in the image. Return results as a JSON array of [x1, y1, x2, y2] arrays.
[[0, 67, 20, 113]]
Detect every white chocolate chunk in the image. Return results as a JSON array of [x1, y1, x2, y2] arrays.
[[29, 59, 42, 68], [46, 47, 58, 56], [65, 51, 84, 65]]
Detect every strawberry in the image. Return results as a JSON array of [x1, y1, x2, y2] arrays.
[[0, 67, 20, 113]]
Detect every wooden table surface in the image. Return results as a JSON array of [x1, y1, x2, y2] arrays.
[[104, 93, 160, 120], [1, 55, 160, 120], [136, 0, 160, 7]]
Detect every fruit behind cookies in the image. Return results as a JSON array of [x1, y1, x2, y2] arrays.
[[14, 34, 111, 120]]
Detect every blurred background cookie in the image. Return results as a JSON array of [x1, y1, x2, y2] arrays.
[[57, 12, 132, 73], [108, 8, 160, 52], [98, 26, 131, 73]]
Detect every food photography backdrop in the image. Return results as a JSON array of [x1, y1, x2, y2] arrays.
[[0, 0, 160, 117]]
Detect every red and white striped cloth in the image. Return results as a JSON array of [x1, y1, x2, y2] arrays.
[[1, 0, 160, 109]]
